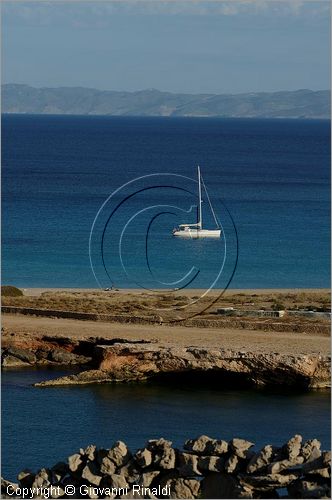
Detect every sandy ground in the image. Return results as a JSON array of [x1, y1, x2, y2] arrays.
[[2, 313, 330, 356]]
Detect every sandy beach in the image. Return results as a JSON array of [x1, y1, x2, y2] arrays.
[[2, 313, 330, 357]]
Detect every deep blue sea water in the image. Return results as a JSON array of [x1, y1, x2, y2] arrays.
[[2, 368, 330, 481], [2, 115, 330, 289]]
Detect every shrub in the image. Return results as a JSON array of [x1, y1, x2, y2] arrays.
[[1, 285, 24, 297], [272, 301, 285, 311]]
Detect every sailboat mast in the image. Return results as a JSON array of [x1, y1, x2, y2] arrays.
[[198, 165, 202, 229]]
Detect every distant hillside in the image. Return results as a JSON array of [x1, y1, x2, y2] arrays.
[[2, 84, 330, 119]]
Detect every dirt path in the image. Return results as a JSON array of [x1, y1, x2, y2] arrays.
[[2, 314, 329, 356]]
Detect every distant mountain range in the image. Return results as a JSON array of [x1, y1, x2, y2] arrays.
[[2, 84, 330, 119]]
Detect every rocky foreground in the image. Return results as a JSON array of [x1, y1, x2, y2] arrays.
[[2, 435, 331, 499], [1, 333, 330, 389]]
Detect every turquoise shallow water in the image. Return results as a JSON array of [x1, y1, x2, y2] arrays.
[[2, 115, 330, 289], [2, 368, 330, 481]]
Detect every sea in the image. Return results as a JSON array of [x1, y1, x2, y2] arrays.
[[1, 115, 331, 480], [2, 114, 331, 289], [2, 368, 331, 481]]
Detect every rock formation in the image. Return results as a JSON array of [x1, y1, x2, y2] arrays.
[[33, 342, 330, 389], [2, 435, 330, 498]]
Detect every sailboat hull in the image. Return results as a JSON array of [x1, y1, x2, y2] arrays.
[[173, 228, 221, 239]]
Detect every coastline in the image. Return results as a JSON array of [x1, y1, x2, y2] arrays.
[[16, 287, 331, 296]]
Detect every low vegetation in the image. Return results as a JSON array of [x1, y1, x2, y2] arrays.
[[2, 289, 330, 322], [1, 286, 23, 297]]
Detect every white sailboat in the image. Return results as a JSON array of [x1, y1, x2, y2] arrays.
[[172, 166, 221, 239]]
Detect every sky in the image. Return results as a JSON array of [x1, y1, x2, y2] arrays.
[[1, 0, 330, 94]]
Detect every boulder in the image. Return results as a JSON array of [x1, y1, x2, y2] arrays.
[[139, 470, 160, 488], [178, 453, 201, 477], [68, 453, 83, 473], [81, 462, 102, 486], [224, 454, 239, 474], [230, 438, 254, 459], [247, 445, 274, 474], [283, 435, 302, 461], [48, 349, 87, 365], [301, 439, 321, 461], [17, 469, 34, 488], [134, 448, 153, 468], [240, 473, 298, 491], [267, 456, 304, 474], [167, 478, 201, 499], [197, 455, 225, 473], [200, 472, 242, 499], [2, 355, 31, 367], [102, 473, 129, 489], [7, 347, 36, 364], [1, 478, 19, 499], [107, 441, 131, 468], [288, 478, 331, 499], [302, 451, 331, 474], [184, 435, 228, 456], [82, 444, 97, 461], [32, 468, 51, 489], [100, 456, 117, 476], [147, 438, 176, 469], [306, 467, 330, 479], [117, 459, 141, 485]]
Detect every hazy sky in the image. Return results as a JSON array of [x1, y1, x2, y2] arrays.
[[2, 0, 330, 94]]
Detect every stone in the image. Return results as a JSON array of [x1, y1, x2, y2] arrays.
[[1, 478, 19, 499], [51, 462, 68, 475], [209, 440, 229, 455], [267, 456, 304, 474], [198, 455, 224, 473], [35, 349, 50, 360], [104, 473, 129, 490], [321, 451, 331, 466], [306, 467, 330, 478], [81, 462, 103, 486], [139, 471, 160, 488], [32, 468, 51, 489], [247, 445, 274, 474], [83, 445, 97, 461], [178, 453, 202, 477], [17, 470, 34, 488], [49, 349, 82, 364], [301, 439, 321, 461], [283, 434, 302, 460], [184, 435, 228, 456], [7, 347, 36, 364], [230, 438, 255, 459], [288, 479, 331, 499], [117, 459, 141, 485], [100, 456, 117, 476], [302, 451, 331, 474], [224, 454, 239, 474], [167, 478, 201, 499], [68, 453, 83, 473], [240, 473, 298, 491], [135, 448, 153, 468], [147, 438, 176, 469], [200, 472, 240, 499], [2, 355, 31, 367], [107, 441, 131, 467]]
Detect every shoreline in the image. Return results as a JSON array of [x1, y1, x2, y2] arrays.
[[14, 287, 331, 297]]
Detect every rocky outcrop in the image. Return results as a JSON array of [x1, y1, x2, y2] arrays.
[[2, 435, 330, 499], [1, 335, 92, 368], [34, 343, 331, 389]]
